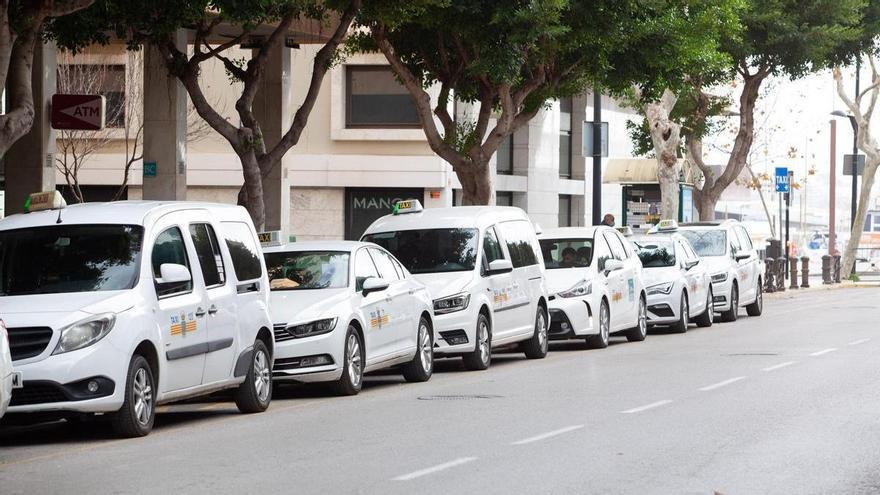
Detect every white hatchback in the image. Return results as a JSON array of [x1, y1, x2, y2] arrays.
[[263, 241, 435, 395]]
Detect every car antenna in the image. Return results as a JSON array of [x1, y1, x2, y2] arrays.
[[56, 207, 63, 224]]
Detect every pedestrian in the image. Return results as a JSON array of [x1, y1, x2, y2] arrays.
[[601, 213, 615, 227]]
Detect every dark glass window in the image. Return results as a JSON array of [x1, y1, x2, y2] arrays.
[[482, 226, 505, 265], [56, 64, 126, 128], [559, 97, 572, 178], [346, 66, 419, 128], [633, 239, 676, 267], [220, 222, 263, 281], [496, 135, 514, 175], [189, 223, 226, 287], [363, 228, 479, 274], [496, 191, 514, 207], [558, 195, 572, 227], [498, 220, 539, 268], [540, 238, 593, 269], [152, 227, 192, 296], [265, 251, 350, 290]]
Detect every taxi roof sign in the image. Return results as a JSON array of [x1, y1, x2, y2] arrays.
[[25, 191, 66, 213], [258, 230, 283, 248], [648, 219, 679, 234], [615, 226, 634, 237], [392, 199, 423, 215]]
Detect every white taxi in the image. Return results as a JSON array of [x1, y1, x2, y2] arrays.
[[635, 224, 713, 332], [1, 319, 13, 420], [538, 226, 647, 348], [362, 201, 549, 371], [0, 193, 274, 437], [263, 241, 435, 395]]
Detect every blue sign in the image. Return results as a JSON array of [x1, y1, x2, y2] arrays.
[[143, 161, 157, 178], [774, 167, 789, 193]]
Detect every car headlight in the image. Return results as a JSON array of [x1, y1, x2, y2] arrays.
[[711, 272, 729, 283], [558, 280, 592, 298], [53, 313, 116, 355], [646, 282, 674, 295], [434, 293, 470, 315], [286, 318, 338, 339]]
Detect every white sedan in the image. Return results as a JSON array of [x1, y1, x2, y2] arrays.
[[632, 234, 713, 332], [263, 241, 435, 395], [1, 319, 14, 420]]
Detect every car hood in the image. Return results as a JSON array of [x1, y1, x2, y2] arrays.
[[545, 267, 593, 294], [269, 288, 350, 325], [0, 291, 137, 330], [411, 272, 474, 300], [699, 256, 731, 276], [641, 266, 679, 288]]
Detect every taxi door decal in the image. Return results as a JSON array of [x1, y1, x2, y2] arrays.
[[611, 292, 623, 302], [627, 278, 635, 302], [369, 308, 390, 329], [493, 286, 512, 308], [170, 311, 197, 337]]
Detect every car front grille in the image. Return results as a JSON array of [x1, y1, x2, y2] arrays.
[[10, 382, 68, 406], [273, 323, 296, 343], [8, 326, 53, 361], [648, 304, 675, 318]]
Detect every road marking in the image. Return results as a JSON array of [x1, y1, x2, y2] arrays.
[[763, 361, 796, 372], [511, 425, 584, 445], [699, 376, 746, 392], [621, 400, 673, 414], [848, 338, 870, 346], [809, 348, 838, 357], [392, 457, 478, 481]]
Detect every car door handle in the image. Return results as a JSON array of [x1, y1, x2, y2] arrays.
[[195, 307, 207, 318], [208, 305, 219, 316]]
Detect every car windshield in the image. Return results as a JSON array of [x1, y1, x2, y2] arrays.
[[539, 238, 593, 269], [679, 229, 727, 257], [264, 251, 349, 290], [0, 224, 143, 296], [362, 228, 478, 274], [633, 239, 676, 267]]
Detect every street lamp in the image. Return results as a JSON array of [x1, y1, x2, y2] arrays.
[[830, 109, 859, 229]]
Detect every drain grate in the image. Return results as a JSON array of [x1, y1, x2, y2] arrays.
[[418, 394, 502, 401]]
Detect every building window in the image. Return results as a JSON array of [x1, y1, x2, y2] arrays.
[[496, 135, 514, 175], [345, 66, 420, 128], [57, 64, 126, 128], [558, 195, 572, 227], [496, 191, 514, 207], [559, 97, 572, 178]]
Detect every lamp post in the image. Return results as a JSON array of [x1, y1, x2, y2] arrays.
[[831, 109, 859, 232]]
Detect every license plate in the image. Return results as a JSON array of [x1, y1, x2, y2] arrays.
[[11, 371, 22, 389]]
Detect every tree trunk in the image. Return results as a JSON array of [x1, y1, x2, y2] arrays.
[[237, 150, 266, 231], [841, 159, 878, 277], [458, 160, 494, 205], [656, 151, 679, 220], [696, 192, 717, 221], [641, 89, 681, 220]]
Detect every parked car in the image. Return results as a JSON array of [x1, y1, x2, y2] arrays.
[[679, 220, 764, 321], [362, 200, 549, 370], [0, 192, 274, 437], [263, 241, 435, 395], [0, 319, 14, 420], [539, 226, 647, 348]]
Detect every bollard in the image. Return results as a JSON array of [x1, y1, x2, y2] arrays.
[[822, 255, 832, 284], [764, 257, 775, 293], [789, 257, 799, 289], [800, 256, 810, 288], [833, 255, 842, 283], [775, 258, 786, 292]]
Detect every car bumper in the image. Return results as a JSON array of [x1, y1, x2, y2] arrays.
[[0, 373, 11, 419], [712, 277, 734, 312], [548, 296, 594, 338], [432, 307, 477, 355], [272, 327, 345, 383], [646, 292, 681, 325]]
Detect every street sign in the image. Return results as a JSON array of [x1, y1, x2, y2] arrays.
[[143, 162, 157, 178], [843, 154, 865, 176], [775, 167, 790, 193], [583, 121, 609, 157], [50, 94, 106, 130]]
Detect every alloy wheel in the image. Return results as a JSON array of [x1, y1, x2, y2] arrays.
[[253, 349, 271, 403], [347, 333, 363, 388], [537, 310, 548, 353], [478, 321, 490, 365], [418, 322, 433, 373], [600, 304, 610, 345], [681, 296, 689, 327], [133, 367, 153, 427], [638, 299, 647, 337]]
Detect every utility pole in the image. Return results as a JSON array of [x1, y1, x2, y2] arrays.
[[829, 119, 837, 255], [592, 91, 602, 225], [851, 57, 860, 230]]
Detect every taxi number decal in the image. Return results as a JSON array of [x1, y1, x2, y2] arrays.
[[627, 279, 635, 302], [170, 312, 197, 337], [370, 308, 390, 329], [493, 287, 512, 306], [612, 292, 623, 302]]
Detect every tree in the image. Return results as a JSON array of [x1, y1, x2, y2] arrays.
[[0, 0, 95, 158], [834, 58, 880, 278], [357, 0, 737, 205], [50, 0, 360, 229]]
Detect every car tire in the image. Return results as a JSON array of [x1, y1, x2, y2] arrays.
[[332, 326, 364, 396], [694, 286, 714, 328], [586, 300, 610, 349], [746, 280, 763, 316], [625, 296, 648, 342], [234, 339, 272, 413], [720, 283, 739, 322], [522, 306, 549, 359], [111, 355, 155, 438], [402, 316, 434, 382], [670, 292, 689, 334], [462, 312, 492, 371]]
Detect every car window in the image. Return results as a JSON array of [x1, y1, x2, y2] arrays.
[[389, 255, 407, 279], [152, 226, 193, 297], [539, 238, 592, 269], [220, 222, 263, 281], [679, 230, 727, 257], [369, 248, 401, 281], [679, 240, 698, 261], [363, 228, 478, 274], [265, 251, 349, 290], [483, 226, 505, 265], [736, 227, 753, 251], [633, 239, 676, 267], [189, 223, 226, 288], [728, 227, 742, 254], [604, 232, 627, 261], [498, 220, 539, 268], [595, 234, 614, 272], [354, 248, 380, 291]]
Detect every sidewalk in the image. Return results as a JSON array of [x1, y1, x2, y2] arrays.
[[765, 278, 880, 300]]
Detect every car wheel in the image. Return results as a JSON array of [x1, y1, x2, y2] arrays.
[[111, 355, 155, 438], [746, 280, 763, 316], [720, 283, 739, 322], [586, 300, 610, 349], [694, 286, 714, 328], [625, 296, 648, 342], [332, 326, 364, 396], [463, 313, 491, 371], [402, 315, 434, 382], [234, 339, 272, 413], [523, 306, 549, 359], [671, 292, 689, 334]]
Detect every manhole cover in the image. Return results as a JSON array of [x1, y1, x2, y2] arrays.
[[722, 353, 779, 356], [418, 394, 502, 401]]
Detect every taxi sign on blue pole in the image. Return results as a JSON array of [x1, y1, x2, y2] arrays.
[[775, 167, 789, 193]]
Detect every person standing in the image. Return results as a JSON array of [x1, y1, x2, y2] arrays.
[[601, 213, 615, 227]]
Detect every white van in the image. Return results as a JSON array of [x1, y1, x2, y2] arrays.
[[362, 201, 549, 370], [0, 193, 274, 437]]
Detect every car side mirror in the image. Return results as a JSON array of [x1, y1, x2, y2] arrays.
[[362, 277, 390, 295], [735, 253, 750, 262], [156, 263, 192, 285], [603, 258, 624, 275], [487, 258, 513, 275], [684, 259, 700, 270]]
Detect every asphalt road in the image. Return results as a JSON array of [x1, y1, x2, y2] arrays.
[[2, 286, 879, 494]]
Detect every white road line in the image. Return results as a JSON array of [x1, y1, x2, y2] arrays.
[[809, 348, 838, 357], [699, 376, 746, 392], [848, 338, 871, 346], [763, 361, 797, 372], [392, 457, 478, 481], [511, 425, 585, 445], [621, 400, 673, 414]]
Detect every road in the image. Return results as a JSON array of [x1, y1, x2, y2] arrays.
[[2, 286, 879, 494]]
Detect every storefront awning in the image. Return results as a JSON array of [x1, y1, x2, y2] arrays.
[[603, 158, 697, 185]]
